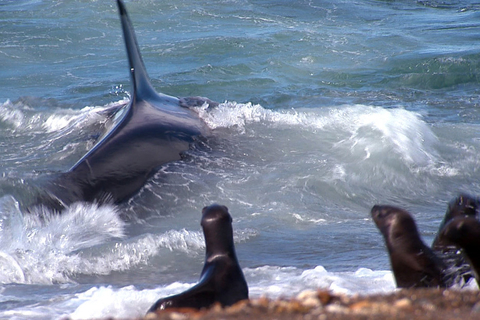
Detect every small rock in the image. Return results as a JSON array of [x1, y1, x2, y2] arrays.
[[251, 297, 270, 309], [394, 298, 412, 309], [317, 290, 333, 305], [168, 312, 188, 320], [296, 290, 318, 301], [349, 301, 374, 311], [421, 301, 436, 311], [325, 304, 349, 314], [210, 302, 222, 313], [225, 299, 250, 314], [302, 296, 322, 309], [144, 312, 158, 320], [296, 289, 322, 309]]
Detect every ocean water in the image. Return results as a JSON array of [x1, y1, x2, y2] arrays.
[[1, 0, 480, 318]]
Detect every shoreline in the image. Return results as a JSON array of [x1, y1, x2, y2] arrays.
[[141, 288, 480, 320]]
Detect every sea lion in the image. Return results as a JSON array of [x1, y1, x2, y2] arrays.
[[432, 194, 478, 250], [33, 0, 216, 211], [371, 205, 448, 288], [438, 216, 480, 286], [147, 204, 248, 313], [431, 194, 478, 286]]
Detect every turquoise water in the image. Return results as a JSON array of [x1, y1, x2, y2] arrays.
[[1, 0, 480, 318]]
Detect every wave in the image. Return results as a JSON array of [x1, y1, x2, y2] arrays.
[[0, 97, 441, 169], [3, 98, 476, 212], [9, 265, 397, 319], [47, 264, 475, 319], [0, 196, 125, 284], [0, 98, 477, 285], [196, 102, 439, 165], [0, 195, 257, 285]]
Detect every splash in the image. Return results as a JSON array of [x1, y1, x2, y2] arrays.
[[0, 98, 128, 134], [0, 195, 258, 285], [59, 265, 395, 319], [66, 286, 162, 320], [197, 102, 439, 166], [244, 265, 396, 298], [0, 196, 126, 284]]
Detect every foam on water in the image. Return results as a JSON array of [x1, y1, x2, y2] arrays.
[[34, 265, 470, 319], [0, 193, 258, 285], [186, 101, 461, 212], [0, 196, 126, 284], [65, 285, 162, 320], [0, 267, 396, 319], [0, 99, 102, 133], [196, 102, 439, 166], [0, 99, 130, 172], [244, 265, 396, 297], [6, 266, 395, 319]]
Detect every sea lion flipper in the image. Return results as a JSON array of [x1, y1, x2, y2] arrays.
[[147, 265, 216, 313]]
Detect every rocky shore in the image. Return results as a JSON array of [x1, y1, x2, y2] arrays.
[[141, 288, 480, 320]]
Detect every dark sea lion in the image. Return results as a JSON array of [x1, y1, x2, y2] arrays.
[[371, 205, 448, 288], [147, 204, 248, 313], [431, 194, 478, 286], [432, 194, 479, 250], [438, 216, 480, 286], [33, 0, 216, 211]]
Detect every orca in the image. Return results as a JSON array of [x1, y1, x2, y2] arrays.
[[35, 0, 216, 211]]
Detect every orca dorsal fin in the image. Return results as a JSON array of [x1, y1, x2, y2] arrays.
[[117, 0, 160, 102]]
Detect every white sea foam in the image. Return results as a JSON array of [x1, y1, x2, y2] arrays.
[[0, 100, 27, 129], [0, 196, 126, 284], [66, 286, 162, 320], [0, 98, 128, 134], [41, 106, 101, 133], [12, 265, 394, 320], [197, 102, 439, 166], [0, 195, 258, 285], [244, 265, 396, 298]]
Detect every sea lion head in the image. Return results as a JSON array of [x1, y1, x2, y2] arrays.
[[371, 205, 419, 244], [371, 204, 448, 288], [439, 217, 480, 248], [201, 204, 234, 258], [432, 194, 479, 250], [445, 194, 478, 222]]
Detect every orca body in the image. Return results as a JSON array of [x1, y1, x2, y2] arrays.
[[37, 0, 215, 210]]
